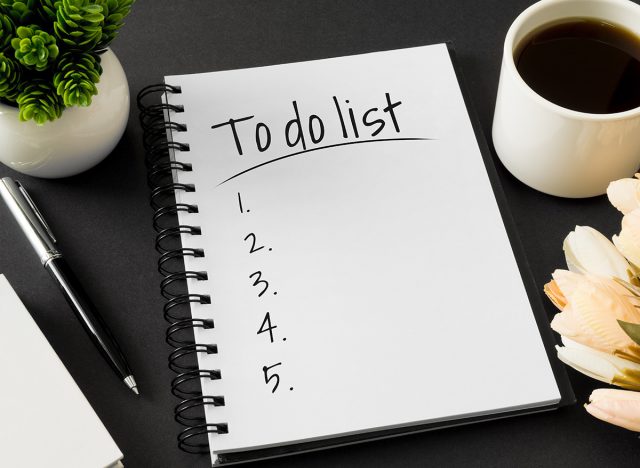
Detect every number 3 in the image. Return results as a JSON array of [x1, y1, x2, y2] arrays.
[[249, 271, 269, 297]]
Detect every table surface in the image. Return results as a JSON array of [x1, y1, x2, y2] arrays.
[[1, 1, 638, 467]]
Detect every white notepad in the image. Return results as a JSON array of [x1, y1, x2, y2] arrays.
[[0, 275, 123, 468], [158, 43, 562, 464]]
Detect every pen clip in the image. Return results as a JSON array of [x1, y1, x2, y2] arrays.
[[15, 181, 57, 244]]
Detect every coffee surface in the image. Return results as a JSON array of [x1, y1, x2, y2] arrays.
[[515, 18, 640, 114]]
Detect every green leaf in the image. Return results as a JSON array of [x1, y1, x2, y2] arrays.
[[618, 320, 640, 346], [16, 26, 28, 38]]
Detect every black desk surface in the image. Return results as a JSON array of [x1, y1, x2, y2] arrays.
[[1, 1, 638, 467]]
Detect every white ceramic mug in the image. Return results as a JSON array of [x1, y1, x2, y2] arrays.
[[492, 0, 640, 198]]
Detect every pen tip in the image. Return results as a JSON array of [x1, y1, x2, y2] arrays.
[[124, 375, 139, 396]]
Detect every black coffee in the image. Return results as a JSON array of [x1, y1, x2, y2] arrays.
[[515, 18, 640, 114]]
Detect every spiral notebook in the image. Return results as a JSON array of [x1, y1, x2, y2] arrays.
[[138, 43, 572, 465], [0, 274, 123, 468]]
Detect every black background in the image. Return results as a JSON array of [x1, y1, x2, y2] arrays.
[[1, 1, 638, 467]]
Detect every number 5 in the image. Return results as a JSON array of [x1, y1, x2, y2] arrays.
[[262, 362, 282, 393]]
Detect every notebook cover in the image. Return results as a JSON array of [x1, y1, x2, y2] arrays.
[[0, 274, 124, 468]]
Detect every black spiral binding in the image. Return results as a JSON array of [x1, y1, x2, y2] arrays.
[[137, 84, 228, 454]]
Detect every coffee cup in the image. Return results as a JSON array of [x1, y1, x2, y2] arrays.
[[492, 0, 640, 198]]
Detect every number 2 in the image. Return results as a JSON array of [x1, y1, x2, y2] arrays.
[[244, 233, 264, 254]]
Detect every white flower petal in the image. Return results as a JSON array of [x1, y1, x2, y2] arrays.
[[557, 338, 640, 385], [607, 177, 640, 215], [586, 389, 640, 431], [563, 226, 631, 280], [590, 388, 640, 403], [557, 344, 615, 383], [613, 209, 640, 269]]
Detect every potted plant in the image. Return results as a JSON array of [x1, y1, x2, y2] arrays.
[[0, 0, 135, 178]]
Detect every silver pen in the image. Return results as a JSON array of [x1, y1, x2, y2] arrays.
[[0, 177, 139, 395]]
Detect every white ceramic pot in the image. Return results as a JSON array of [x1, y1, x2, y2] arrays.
[[0, 49, 129, 178]]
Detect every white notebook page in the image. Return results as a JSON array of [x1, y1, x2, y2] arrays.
[[165, 43, 560, 455], [0, 275, 123, 468]]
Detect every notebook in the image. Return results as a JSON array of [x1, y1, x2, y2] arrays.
[[138, 43, 572, 465], [0, 274, 123, 468]]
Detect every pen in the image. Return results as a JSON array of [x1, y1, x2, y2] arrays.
[[0, 177, 139, 395]]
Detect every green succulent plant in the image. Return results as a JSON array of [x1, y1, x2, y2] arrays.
[[36, 0, 59, 23], [0, 0, 134, 124], [96, 0, 133, 50], [54, 0, 104, 51], [16, 79, 64, 124], [0, 12, 15, 51], [53, 51, 101, 106], [0, 0, 36, 24], [0, 51, 20, 100], [11, 25, 59, 71]]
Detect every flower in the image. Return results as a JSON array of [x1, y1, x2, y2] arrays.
[[585, 388, 640, 431], [613, 209, 640, 271], [556, 337, 640, 391], [563, 226, 633, 281], [547, 175, 640, 434], [545, 270, 640, 363], [607, 174, 640, 215]]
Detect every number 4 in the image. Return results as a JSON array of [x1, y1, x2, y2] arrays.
[[257, 312, 277, 343]]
